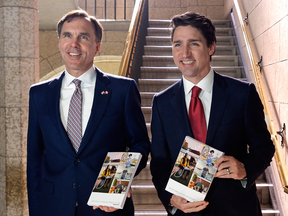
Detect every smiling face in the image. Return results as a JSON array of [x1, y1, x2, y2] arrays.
[[172, 25, 215, 84], [58, 17, 101, 77]]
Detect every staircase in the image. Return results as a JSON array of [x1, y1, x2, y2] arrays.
[[131, 19, 279, 216]]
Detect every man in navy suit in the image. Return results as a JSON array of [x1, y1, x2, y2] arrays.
[[27, 10, 150, 216], [150, 12, 275, 216]]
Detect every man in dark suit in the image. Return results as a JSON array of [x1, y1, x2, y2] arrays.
[[150, 12, 275, 216], [27, 10, 150, 216]]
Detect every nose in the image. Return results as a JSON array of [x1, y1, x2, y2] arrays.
[[182, 45, 191, 58], [70, 37, 80, 48]]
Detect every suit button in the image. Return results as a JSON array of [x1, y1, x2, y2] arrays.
[[73, 183, 76, 188], [75, 159, 80, 164]]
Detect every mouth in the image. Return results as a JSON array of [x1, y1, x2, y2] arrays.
[[68, 52, 81, 57], [182, 60, 195, 65]]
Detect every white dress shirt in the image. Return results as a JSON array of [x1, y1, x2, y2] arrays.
[[183, 68, 214, 128], [60, 66, 96, 136]]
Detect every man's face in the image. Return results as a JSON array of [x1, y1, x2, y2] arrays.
[[172, 25, 215, 84], [58, 17, 101, 77]]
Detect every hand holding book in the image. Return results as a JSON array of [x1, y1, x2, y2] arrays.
[[170, 195, 209, 213]]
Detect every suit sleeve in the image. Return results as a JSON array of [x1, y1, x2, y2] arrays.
[[123, 79, 150, 175], [26, 87, 45, 216], [242, 83, 275, 189], [150, 95, 175, 214]]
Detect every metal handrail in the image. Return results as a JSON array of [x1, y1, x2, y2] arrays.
[[75, 0, 131, 20], [233, 0, 288, 193], [118, 0, 147, 77]]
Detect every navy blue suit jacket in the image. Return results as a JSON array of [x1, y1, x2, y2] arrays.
[[27, 68, 150, 216], [150, 71, 275, 216]]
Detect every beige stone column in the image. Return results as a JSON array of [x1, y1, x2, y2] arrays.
[[0, 0, 39, 215]]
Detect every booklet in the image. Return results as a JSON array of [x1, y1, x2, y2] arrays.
[[87, 152, 142, 209], [165, 136, 224, 202]]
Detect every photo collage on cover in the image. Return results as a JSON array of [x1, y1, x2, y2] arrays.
[[92, 152, 139, 194], [170, 139, 223, 195]]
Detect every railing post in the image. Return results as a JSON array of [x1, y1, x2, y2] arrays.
[[124, 0, 126, 20], [95, 0, 96, 17], [104, 0, 107, 19], [114, 0, 116, 20]]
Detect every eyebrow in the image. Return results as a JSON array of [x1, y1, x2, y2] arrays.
[[172, 39, 201, 44], [62, 31, 90, 37]]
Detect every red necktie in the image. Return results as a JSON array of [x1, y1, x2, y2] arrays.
[[189, 86, 207, 143], [67, 79, 82, 152]]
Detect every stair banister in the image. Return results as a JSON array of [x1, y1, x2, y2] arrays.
[[119, 0, 148, 81], [233, 0, 288, 193]]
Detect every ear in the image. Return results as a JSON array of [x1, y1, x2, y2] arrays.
[[208, 42, 216, 56], [95, 43, 101, 55]]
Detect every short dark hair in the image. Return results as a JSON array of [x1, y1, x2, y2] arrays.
[[170, 12, 216, 59], [57, 10, 103, 43]]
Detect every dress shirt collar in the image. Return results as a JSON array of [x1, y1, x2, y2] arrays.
[[183, 68, 214, 96], [63, 66, 96, 88]]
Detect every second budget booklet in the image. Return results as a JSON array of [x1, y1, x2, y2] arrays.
[[165, 136, 224, 202]]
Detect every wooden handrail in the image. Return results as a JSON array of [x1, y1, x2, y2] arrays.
[[118, 0, 144, 77], [233, 0, 288, 193]]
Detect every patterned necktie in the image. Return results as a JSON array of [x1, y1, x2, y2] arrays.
[[67, 79, 82, 152], [189, 86, 207, 143]]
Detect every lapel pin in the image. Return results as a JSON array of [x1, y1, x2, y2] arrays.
[[101, 91, 109, 95]]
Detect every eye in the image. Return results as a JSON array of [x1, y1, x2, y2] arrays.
[[63, 33, 71, 38], [81, 35, 88, 40], [174, 43, 181, 47]]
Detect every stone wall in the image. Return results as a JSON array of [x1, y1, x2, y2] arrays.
[[224, 0, 288, 215], [0, 0, 39, 215]]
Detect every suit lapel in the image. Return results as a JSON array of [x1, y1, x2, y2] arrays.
[[78, 69, 111, 154], [206, 72, 230, 146], [170, 79, 193, 138], [47, 72, 72, 146]]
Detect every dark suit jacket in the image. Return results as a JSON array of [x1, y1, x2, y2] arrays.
[[27, 68, 150, 216], [150, 71, 275, 216]]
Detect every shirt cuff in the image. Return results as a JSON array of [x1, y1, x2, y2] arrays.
[[240, 178, 247, 188]]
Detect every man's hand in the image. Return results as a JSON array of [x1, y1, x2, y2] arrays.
[[170, 195, 208, 213], [214, 155, 246, 180], [93, 206, 118, 212], [93, 188, 132, 212]]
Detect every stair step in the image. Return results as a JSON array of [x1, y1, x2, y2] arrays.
[[144, 45, 238, 56], [134, 162, 152, 180], [146, 123, 151, 138], [149, 19, 232, 28], [146, 36, 236, 46], [140, 66, 244, 79], [135, 210, 167, 216], [147, 27, 234, 37], [134, 207, 279, 216], [138, 78, 179, 92], [142, 107, 152, 122], [131, 180, 160, 205], [145, 36, 171, 46], [140, 92, 156, 107], [131, 178, 274, 206], [139, 77, 248, 93], [142, 55, 241, 67], [261, 204, 280, 216]]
